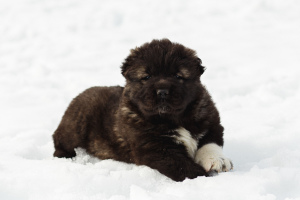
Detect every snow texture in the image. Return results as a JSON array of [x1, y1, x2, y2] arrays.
[[1, 0, 300, 199]]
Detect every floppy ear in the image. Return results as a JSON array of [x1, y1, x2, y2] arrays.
[[121, 59, 129, 78], [121, 46, 142, 79], [197, 57, 206, 75], [121, 49, 135, 78]]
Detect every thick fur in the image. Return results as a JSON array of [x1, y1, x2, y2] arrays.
[[53, 39, 232, 181]]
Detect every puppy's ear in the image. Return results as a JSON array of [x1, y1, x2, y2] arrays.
[[121, 60, 129, 78], [121, 49, 136, 78], [197, 57, 206, 75]]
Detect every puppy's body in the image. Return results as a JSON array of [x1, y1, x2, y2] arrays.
[[53, 39, 232, 181]]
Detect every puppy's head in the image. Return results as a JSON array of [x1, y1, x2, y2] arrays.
[[121, 39, 205, 118]]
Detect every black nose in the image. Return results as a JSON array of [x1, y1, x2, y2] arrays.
[[157, 89, 169, 98]]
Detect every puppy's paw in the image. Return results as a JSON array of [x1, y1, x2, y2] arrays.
[[194, 143, 233, 173]]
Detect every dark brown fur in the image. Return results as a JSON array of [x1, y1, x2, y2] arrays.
[[53, 39, 225, 181]]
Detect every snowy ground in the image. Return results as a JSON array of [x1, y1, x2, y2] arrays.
[[1, 0, 300, 199]]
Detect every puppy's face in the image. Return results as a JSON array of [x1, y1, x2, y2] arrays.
[[121, 39, 205, 118]]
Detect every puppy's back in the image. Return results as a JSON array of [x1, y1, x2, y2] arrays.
[[53, 86, 123, 158]]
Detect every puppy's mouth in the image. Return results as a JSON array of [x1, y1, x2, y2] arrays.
[[141, 104, 173, 115], [157, 105, 170, 114], [139, 100, 185, 116], [155, 102, 184, 115]]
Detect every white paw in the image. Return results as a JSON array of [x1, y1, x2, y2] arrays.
[[194, 143, 233, 173]]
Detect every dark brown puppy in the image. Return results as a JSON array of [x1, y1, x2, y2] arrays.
[[53, 39, 232, 181]]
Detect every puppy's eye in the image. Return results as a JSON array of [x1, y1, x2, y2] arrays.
[[141, 75, 151, 81], [175, 75, 184, 80]]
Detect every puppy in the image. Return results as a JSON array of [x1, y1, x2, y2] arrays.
[[53, 39, 232, 181]]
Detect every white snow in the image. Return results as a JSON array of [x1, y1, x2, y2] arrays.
[[1, 0, 300, 199]]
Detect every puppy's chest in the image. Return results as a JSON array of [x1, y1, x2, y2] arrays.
[[165, 127, 203, 159]]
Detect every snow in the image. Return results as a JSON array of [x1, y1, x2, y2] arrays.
[[1, 0, 300, 199]]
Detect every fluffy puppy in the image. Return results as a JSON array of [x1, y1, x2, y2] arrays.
[[53, 39, 233, 181]]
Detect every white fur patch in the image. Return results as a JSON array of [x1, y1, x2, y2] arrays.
[[194, 143, 233, 172], [173, 127, 198, 158]]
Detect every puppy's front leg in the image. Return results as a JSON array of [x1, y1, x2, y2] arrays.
[[135, 139, 208, 181], [195, 143, 233, 173]]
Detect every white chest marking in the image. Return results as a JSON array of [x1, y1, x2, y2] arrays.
[[173, 127, 198, 158]]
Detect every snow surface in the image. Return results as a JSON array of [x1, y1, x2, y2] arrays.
[[1, 0, 300, 199]]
